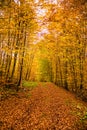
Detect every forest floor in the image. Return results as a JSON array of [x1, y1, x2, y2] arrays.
[[0, 82, 87, 130]]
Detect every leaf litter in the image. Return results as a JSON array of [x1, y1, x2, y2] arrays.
[[0, 82, 87, 130]]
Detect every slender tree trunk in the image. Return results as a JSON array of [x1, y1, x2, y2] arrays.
[[17, 29, 26, 90]]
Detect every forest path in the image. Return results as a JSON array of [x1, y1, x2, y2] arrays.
[[0, 82, 87, 130]]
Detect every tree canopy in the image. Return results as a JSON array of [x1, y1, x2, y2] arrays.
[[0, 0, 87, 100]]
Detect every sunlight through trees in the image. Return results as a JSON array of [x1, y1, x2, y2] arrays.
[[0, 0, 87, 100]]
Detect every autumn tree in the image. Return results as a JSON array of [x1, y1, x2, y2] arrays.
[[0, 0, 37, 90]]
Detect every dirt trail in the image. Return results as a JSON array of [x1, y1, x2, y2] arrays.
[[0, 82, 87, 130]]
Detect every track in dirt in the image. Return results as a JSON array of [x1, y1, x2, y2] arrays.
[[0, 82, 87, 130]]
